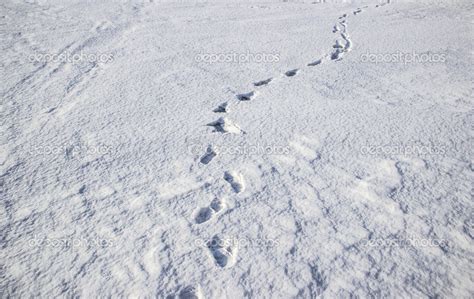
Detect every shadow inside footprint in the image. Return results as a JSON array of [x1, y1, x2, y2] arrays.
[[195, 207, 213, 224], [224, 171, 244, 193], [285, 69, 298, 77], [207, 117, 242, 134], [333, 40, 343, 49], [178, 285, 202, 299], [210, 198, 225, 212], [207, 235, 236, 268], [308, 59, 322, 66], [331, 50, 342, 60], [200, 146, 217, 164], [213, 102, 228, 113], [207, 119, 226, 133], [254, 78, 272, 87], [237, 91, 256, 101]]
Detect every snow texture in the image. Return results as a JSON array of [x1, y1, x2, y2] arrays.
[[1, 0, 473, 297]]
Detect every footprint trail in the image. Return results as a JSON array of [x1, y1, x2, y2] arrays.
[[191, 1, 391, 271]]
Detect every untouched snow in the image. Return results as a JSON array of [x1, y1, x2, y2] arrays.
[[1, 0, 473, 297]]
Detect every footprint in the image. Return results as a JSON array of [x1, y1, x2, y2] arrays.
[[200, 145, 217, 164], [308, 59, 322, 66], [285, 69, 299, 77], [194, 198, 226, 224], [224, 171, 245, 193], [237, 91, 256, 101], [194, 207, 214, 224], [207, 117, 243, 134], [353, 9, 362, 15], [213, 102, 228, 113], [93, 20, 114, 32], [207, 235, 237, 268], [339, 20, 347, 30], [331, 49, 343, 60], [333, 25, 340, 33], [210, 198, 226, 213], [253, 78, 272, 87], [333, 39, 344, 49], [177, 285, 204, 299], [339, 14, 347, 19], [341, 33, 352, 51]]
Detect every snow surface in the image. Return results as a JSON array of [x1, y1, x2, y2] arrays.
[[1, 0, 473, 297]]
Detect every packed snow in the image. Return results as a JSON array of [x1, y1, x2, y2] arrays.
[[1, 0, 473, 297]]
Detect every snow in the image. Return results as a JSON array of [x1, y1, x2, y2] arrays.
[[1, 0, 473, 297]]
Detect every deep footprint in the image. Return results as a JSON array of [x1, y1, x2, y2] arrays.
[[308, 59, 322, 66], [213, 102, 228, 113], [207, 117, 242, 134], [194, 207, 214, 224], [237, 91, 256, 101], [333, 39, 344, 49], [254, 78, 272, 87], [200, 145, 217, 164], [210, 198, 226, 212], [285, 69, 299, 77], [224, 171, 245, 193], [341, 33, 352, 51], [207, 235, 237, 268], [194, 198, 226, 224], [178, 286, 203, 299], [331, 48, 344, 60]]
